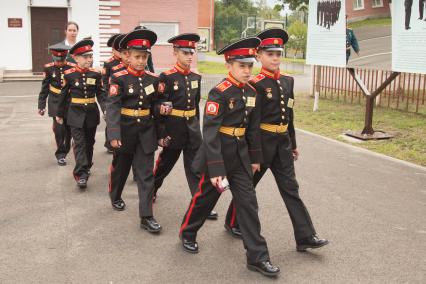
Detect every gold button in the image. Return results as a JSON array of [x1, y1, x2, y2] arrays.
[[280, 101, 284, 105], [137, 119, 141, 122], [138, 78, 142, 81], [140, 96, 143, 99], [281, 116, 285, 119], [276, 80, 280, 84], [281, 95, 284, 99], [187, 99, 191, 103], [187, 106, 190, 109], [139, 102, 142, 105], [140, 83, 143, 86], [84, 103, 88, 106], [242, 89, 245, 93], [85, 96, 87, 98]]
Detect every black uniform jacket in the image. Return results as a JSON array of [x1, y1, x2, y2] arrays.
[[38, 61, 75, 117], [57, 66, 106, 128], [192, 74, 262, 178], [158, 64, 202, 149], [106, 67, 163, 154], [250, 68, 297, 165]]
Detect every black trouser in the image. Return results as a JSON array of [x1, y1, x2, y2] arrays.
[[346, 49, 351, 64], [109, 143, 155, 218], [52, 118, 71, 160], [405, 0, 413, 28], [70, 125, 96, 180], [225, 140, 316, 242], [180, 162, 270, 264], [420, 0, 425, 19], [154, 146, 199, 196]]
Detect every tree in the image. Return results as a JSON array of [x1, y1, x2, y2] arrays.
[[286, 20, 307, 58], [275, 0, 308, 11]]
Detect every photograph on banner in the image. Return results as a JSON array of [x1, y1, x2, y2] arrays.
[[392, 0, 426, 74], [346, 1, 392, 70], [306, 0, 346, 68]]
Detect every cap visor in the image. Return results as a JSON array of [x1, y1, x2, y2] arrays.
[[179, 47, 196, 53], [52, 55, 66, 61], [234, 57, 257, 63], [262, 47, 284, 52]]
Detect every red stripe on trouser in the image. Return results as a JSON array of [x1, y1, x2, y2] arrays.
[[180, 173, 205, 234], [108, 164, 114, 193], [153, 150, 163, 176], [230, 202, 236, 227]]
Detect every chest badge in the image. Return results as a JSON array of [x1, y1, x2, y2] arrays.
[[266, 88, 273, 99], [228, 98, 235, 110], [246, 96, 256, 107], [287, 98, 294, 108], [173, 81, 179, 91], [87, 78, 96, 85], [52, 73, 56, 78], [128, 84, 134, 94], [191, 80, 198, 89], [74, 79, 79, 87], [145, 84, 155, 95]]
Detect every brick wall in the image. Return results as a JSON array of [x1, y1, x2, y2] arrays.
[[346, 0, 391, 22]]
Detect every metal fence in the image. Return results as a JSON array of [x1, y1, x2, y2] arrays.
[[313, 66, 426, 114]]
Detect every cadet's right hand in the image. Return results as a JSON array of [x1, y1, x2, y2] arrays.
[[110, 139, 122, 148], [55, 116, 63, 125], [38, 109, 45, 116], [210, 176, 223, 188]]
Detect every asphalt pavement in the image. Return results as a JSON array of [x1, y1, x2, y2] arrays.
[[0, 81, 425, 283]]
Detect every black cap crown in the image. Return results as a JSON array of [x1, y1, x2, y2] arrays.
[[120, 29, 157, 52], [257, 28, 288, 51], [70, 39, 94, 55], [168, 33, 200, 52], [217, 37, 260, 63]]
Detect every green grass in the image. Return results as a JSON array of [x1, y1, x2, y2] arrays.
[[198, 61, 301, 75], [348, 17, 391, 29], [198, 61, 262, 75], [282, 57, 306, 64], [294, 93, 426, 166]]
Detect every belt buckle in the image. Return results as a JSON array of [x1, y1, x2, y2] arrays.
[[277, 125, 283, 133], [232, 128, 237, 136]]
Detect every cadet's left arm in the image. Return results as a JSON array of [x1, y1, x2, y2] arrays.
[[195, 76, 201, 120], [287, 78, 298, 158], [246, 86, 263, 166]]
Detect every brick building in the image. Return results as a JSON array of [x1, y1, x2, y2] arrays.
[[0, 0, 214, 73], [346, 0, 391, 22]]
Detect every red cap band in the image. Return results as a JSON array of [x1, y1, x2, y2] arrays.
[[51, 50, 68, 56], [224, 48, 256, 60], [127, 39, 151, 48], [260, 38, 283, 47], [73, 45, 92, 55], [173, 40, 196, 48]]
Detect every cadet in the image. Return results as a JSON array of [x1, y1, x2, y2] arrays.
[[179, 37, 280, 277], [56, 39, 105, 189], [106, 29, 169, 233], [102, 33, 123, 153], [38, 43, 75, 166], [224, 28, 329, 252], [153, 33, 218, 220]]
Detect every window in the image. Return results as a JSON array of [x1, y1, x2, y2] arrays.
[[353, 0, 364, 10], [372, 0, 383, 8], [140, 22, 179, 45]]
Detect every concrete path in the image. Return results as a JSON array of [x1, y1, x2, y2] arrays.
[[0, 82, 425, 283]]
